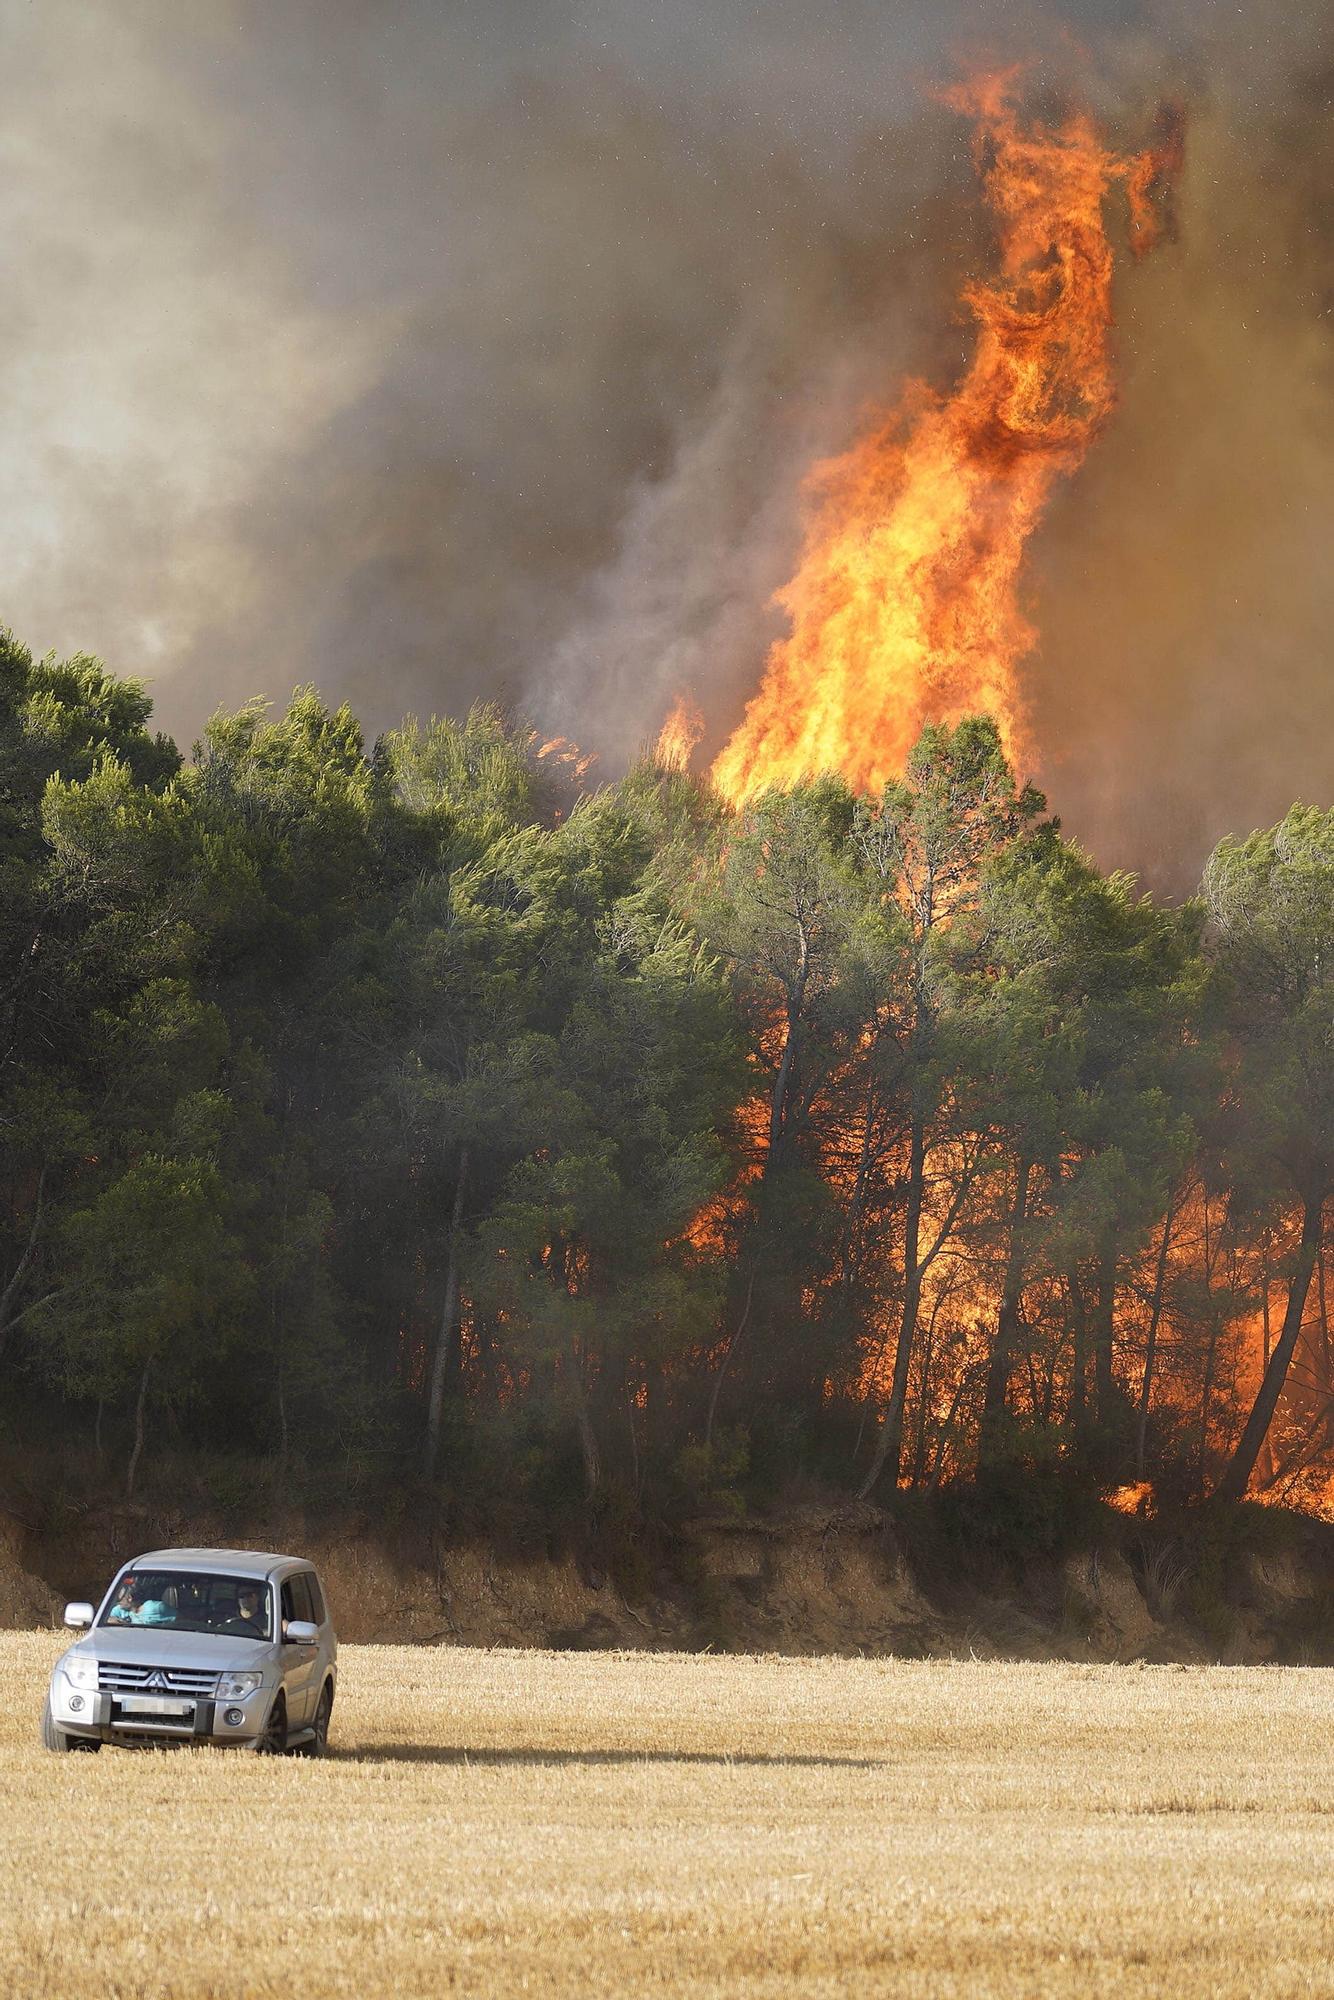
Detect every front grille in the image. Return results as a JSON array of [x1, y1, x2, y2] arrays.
[[99, 1662, 219, 1697]]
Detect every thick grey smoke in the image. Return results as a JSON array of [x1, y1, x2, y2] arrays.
[[2, 0, 1330, 888], [1031, 13, 1334, 882]]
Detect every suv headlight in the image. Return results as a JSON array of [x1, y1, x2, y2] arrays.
[[217, 1671, 264, 1699], [62, 1656, 99, 1692]]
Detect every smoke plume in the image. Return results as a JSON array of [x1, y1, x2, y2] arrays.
[[2, 0, 1330, 887]]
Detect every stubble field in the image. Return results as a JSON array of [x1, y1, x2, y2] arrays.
[[1, 1628, 1332, 1997]]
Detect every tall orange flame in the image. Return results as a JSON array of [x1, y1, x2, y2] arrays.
[[711, 72, 1180, 808], [654, 694, 705, 773]]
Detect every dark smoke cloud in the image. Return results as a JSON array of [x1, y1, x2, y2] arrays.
[[3, 0, 1330, 888], [1032, 8, 1334, 886]]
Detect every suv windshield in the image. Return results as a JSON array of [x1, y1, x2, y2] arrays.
[[99, 1570, 273, 1641]]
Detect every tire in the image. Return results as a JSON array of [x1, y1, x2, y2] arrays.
[[41, 1697, 100, 1753], [296, 1683, 333, 1758], [256, 1692, 287, 1755]]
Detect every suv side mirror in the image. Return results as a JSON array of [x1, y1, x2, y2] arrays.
[[64, 1602, 94, 1629], [284, 1619, 318, 1645]]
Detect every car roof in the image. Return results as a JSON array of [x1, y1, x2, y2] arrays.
[[128, 1549, 314, 1581]]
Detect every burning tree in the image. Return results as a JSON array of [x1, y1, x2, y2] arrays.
[[1207, 808, 1334, 1504]]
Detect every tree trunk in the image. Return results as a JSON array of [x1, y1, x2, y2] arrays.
[[626, 1387, 641, 1501], [978, 1158, 1032, 1462], [423, 1146, 469, 1480], [1066, 1263, 1089, 1431], [928, 1367, 971, 1490], [0, 1164, 45, 1364], [474, 1314, 498, 1399], [1196, 1307, 1223, 1500], [1134, 1199, 1176, 1477], [1256, 1238, 1277, 1490], [766, 954, 809, 1169], [276, 1362, 290, 1487], [1215, 1191, 1324, 1503], [1091, 1230, 1117, 1423], [574, 1377, 601, 1499], [910, 1305, 939, 1487], [837, 1077, 881, 1303], [705, 1270, 756, 1449], [1316, 1247, 1332, 1406], [126, 1361, 151, 1500], [859, 1111, 925, 1498]]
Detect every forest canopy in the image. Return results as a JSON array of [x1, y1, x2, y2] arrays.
[[3, 627, 1333, 1528]]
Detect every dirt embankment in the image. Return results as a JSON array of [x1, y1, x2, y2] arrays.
[[0, 1514, 60, 1628], [5, 1495, 1334, 1663]]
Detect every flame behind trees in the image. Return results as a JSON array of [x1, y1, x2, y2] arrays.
[[703, 768, 1334, 1514], [4, 649, 1334, 1523], [711, 74, 1182, 809], [1205, 810, 1334, 1502], [697, 719, 1216, 1499]]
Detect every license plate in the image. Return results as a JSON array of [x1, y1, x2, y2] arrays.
[[118, 1695, 192, 1716]]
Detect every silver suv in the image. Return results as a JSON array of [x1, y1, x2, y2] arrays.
[[43, 1547, 337, 1754]]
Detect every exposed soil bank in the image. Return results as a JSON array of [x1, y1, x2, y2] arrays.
[[4, 1493, 1333, 1664]]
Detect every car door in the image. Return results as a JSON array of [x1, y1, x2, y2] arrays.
[[305, 1570, 335, 1687], [279, 1575, 319, 1726]]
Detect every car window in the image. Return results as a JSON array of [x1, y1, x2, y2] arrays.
[[305, 1574, 326, 1626], [281, 1579, 298, 1630], [288, 1574, 314, 1625], [99, 1569, 273, 1640]]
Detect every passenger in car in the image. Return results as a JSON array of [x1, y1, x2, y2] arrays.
[[107, 1578, 175, 1625], [106, 1577, 139, 1622]]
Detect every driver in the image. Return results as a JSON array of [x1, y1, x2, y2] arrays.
[[232, 1585, 266, 1634]]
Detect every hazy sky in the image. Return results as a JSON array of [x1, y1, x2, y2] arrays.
[[3, 0, 1330, 887]]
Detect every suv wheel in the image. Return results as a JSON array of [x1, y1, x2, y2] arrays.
[[41, 1697, 101, 1753], [298, 1683, 333, 1757], [256, 1692, 287, 1755]]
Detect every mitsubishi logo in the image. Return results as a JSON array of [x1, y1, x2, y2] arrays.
[[145, 1671, 169, 1691]]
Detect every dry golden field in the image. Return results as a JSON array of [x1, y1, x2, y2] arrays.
[[2, 1629, 1333, 1998]]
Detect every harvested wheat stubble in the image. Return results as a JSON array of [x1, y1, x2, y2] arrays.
[[2, 1630, 1332, 1998]]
